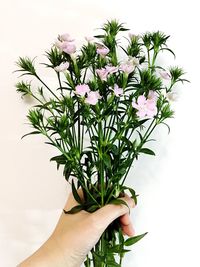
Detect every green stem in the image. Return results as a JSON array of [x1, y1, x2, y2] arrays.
[[151, 48, 159, 74], [100, 232, 105, 267], [147, 47, 150, 69], [82, 67, 88, 83], [98, 120, 104, 206], [35, 74, 59, 101], [81, 118, 84, 151], [41, 126, 100, 207], [86, 255, 90, 267], [78, 101, 81, 151], [84, 117, 98, 162], [119, 255, 123, 265], [57, 72, 65, 99], [120, 118, 158, 187]]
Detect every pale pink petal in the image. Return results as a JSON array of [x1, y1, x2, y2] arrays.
[[85, 91, 101, 105], [148, 90, 157, 101], [146, 107, 157, 117], [96, 47, 110, 56], [119, 63, 135, 74], [75, 84, 90, 96], [137, 109, 147, 118], [137, 95, 146, 105], [105, 65, 118, 74], [132, 102, 139, 109], [113, 84, 123, 97], [59, 33, 74, 42], [146, 99, 157, 109], [159, 70, 171, 80], [60, 42, 76, 54], [96, 68, 108, 81]]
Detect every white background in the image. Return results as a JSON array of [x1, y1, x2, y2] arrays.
[[0, 0, 199, 266]]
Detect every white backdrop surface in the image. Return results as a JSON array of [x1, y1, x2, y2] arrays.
[[0, 0, 199, 266]]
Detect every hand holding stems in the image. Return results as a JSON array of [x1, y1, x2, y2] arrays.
[[18, 191, 135, 267]]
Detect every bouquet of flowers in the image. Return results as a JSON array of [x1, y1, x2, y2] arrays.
[[15, 20, 188, 266]]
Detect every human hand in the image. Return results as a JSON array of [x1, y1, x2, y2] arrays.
[[18, 192, 135, 267]]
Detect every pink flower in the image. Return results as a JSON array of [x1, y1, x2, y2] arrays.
[[59, 33, 74, 42], [132, 92, 158, 118], [96, 68, 108, 81], [96, 65, 118, 81], [75, 84, 90, 96], [85, 91, 101, 105], [120, 57, 139, 74], [61, 42, 76, 54], [159, 70, 171, 80], [54, 62, 69, 72], [119, 63, 135, 74], [55, 40, 63, 49], [55, 39, 76, 55], [96, 47, 110, 56], [113, 84, 123, 97], [105, 65, 118, 74]]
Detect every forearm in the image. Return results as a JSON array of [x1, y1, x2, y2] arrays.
[[18, 236, 73, 267]]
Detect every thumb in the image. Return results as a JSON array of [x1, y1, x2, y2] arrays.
[[91, 196, 135, 231]]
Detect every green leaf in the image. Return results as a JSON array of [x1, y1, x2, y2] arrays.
[[15, 56, 37, 76], [50, 154, 66, 164], [110, 144, 118, 155], [106, 261, 121, 267], [109, 199, 130, 213], [63, 205, 83, 214], [161, 122, 171, 134], [160, 47, 176, 58], [71, 179, 82, 204], [140, 148, 155, 156], [108, 245, 131, 254], [63, 162, 72, 181], [122, 186, 138, 205], [124, 232, 148, 246], [16, 81, 32, 96], [21, 131, 41, 139], [87, 205, 99, 212], [103, 153, 112, 169]]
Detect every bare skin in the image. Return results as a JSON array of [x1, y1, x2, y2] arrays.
[[18, 192, 135, 267]]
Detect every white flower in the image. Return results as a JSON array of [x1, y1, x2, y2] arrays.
[[54, 62, 69, 72], [129, 56, 140, 66], [166, 92, 179, 101], [119, 57, 140, 74]]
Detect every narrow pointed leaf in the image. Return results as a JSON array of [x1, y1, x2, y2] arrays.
[[140, 148, 155, 156], [124, 232, 148, 246], [63, 205, 83, 214], [72, 179, 82, 204]]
